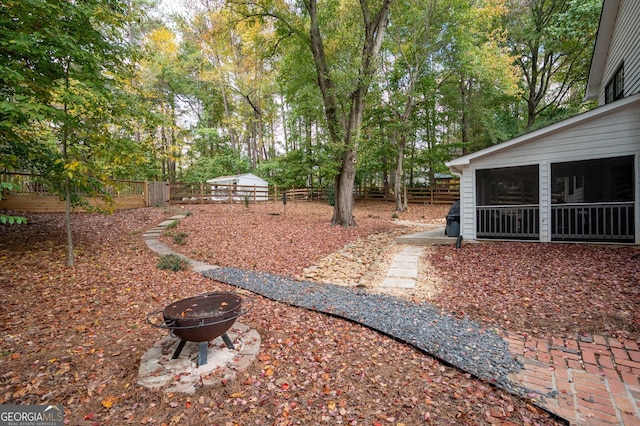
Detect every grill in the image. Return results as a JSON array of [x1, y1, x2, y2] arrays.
[[147, 291, 253, 365]]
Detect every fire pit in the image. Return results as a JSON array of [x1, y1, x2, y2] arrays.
[[147, 291, 253, 365]]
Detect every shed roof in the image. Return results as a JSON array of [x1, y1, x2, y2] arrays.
[[206, 173, 268, 185]]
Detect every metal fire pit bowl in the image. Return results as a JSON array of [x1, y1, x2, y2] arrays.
[[147, 292, 253, 343]]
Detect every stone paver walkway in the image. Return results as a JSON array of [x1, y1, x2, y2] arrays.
[[380, 246, 423, 288], [146, 218, 640, 425]]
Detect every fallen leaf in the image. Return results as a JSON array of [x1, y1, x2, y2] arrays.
[[101, 395, 117, 409], [0, 203, 582, 426]]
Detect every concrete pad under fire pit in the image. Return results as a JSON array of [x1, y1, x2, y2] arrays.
[[137, 322, 260, 394]]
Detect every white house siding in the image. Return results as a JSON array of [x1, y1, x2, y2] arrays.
[[539, 162, 551, 242], [456, 96, 640, 242], [636, 154, 640, 242], [460, 172, 475, 240], [599, 0, 640, 104]]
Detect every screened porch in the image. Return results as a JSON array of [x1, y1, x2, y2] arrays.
[[476, 165, 540, 240], [475, 156, 635, 243], [550, 156, 634, 242]]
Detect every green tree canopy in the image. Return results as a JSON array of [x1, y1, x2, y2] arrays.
[[0, 0, 142, 264]]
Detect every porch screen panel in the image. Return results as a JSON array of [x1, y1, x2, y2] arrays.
[[476, 165, 539, 239], [551, 156, 635, 242]]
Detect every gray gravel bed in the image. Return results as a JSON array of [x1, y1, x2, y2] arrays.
[[202, 267, 529, 396]]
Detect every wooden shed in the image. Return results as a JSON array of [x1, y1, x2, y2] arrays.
[[206, 173, 269, 201]]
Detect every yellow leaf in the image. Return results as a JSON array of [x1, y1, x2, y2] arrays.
[[101, 395, 117, 409], [230, 393, 244, 398], [66, 161, 80, 171]]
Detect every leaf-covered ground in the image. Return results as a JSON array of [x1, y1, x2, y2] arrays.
[[2, 200, 635, 425], [428, 243, 640, 341]]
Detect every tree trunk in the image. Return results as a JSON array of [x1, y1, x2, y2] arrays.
[[382, 163, 390, 196], [220, 84, 239, 151], [331, 148, 357, 227], [394, 130, 405, 212], [65, 177, 74, 266], [245, 93, 264, 167], [306, 0, 392, 228], [460, 78, 472, 156], [280, 94, 289, 153], [61, 69, 74, 266]]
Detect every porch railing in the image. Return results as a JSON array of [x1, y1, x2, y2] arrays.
[[477, 205, 540, 239], [476, 202, 635, 242], [551, 202, 634, 242]]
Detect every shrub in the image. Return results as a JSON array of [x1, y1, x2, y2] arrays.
[[326, 187, 335, 206], [173, 232, 188, 245], [157, 254, 188, 272]]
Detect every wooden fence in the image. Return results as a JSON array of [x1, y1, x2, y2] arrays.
[[354, 186, 459, 204], [0, 172, 459, 213], [147, 181, 170, 207], [169, 182, 271, 204], [167, 182, 458, 205], [0, 172, 146, 213]]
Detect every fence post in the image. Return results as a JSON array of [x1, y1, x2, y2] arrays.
[[165, 181, 170, 206]]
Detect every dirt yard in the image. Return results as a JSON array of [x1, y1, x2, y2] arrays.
[[1, 200, 637, 425]]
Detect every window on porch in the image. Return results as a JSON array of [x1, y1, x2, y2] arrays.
[[551, 156, 634, 242], [476, 165, 540, 239]]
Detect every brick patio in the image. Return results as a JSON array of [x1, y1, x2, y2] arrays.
[[505, 332, 640, 425]]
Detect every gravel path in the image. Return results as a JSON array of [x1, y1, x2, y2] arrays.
[[202, 267, 528, 396]]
